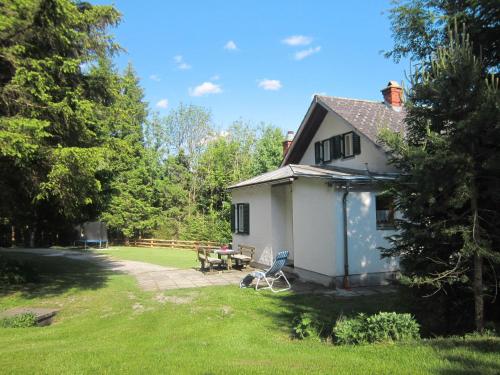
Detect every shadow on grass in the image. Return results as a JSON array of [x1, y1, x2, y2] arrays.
[[428, 337, 500, 374], [0, 250, 115, 299], [256, 285, 404, 337], [257, 285, 500, 374]]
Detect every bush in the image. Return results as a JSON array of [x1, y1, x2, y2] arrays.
[[1, 313, 37, 328], [333, 312, 420, 345], [292, 313, 317, 339], [0, 255, 36, 285]]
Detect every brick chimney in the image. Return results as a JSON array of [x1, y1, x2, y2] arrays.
[[282, 131, 295, 157], [381, 81, 403, 109]]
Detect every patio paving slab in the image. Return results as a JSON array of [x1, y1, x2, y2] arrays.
[[1, 248, 398, 296]]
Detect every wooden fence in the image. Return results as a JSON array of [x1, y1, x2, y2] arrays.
[[132, 238, 222, 250]]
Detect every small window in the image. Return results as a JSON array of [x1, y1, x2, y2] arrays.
[[314, 142, 323, 164], [322, 139, 331, 162], [233, 203, 250, 234], [376, 195, 395, 230], [343, 133, 354, 158]]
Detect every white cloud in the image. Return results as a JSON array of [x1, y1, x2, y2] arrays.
[[224, 40, 238, 50], [189, 81, 222, 97], [173, 55, 191, 70], [210, 74, 220, 81], [258, 79, 282, 91], [294, 46, 321, 60], [149, 74, 161, 82], [282, 35, 313, 46], [156, 99, 169, 109]]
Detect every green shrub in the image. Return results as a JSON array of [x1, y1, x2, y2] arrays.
[[0, 255, 36, 285], [1, 313, 37, 328], [292, 313, 316, 339], [333, 312, 420, 345]]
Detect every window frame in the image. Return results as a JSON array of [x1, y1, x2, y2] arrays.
[[234, 203, 250, 234], [322, 139, 331, 162], [375, 194, 396, 230], [342, 131, 355, 159]]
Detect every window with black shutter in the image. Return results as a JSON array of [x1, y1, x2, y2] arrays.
[[332, 135, 342, 159], [235, 203, 250, 234], [322, 139, 331, 162], [314, 142, 322, 164], [230, 204, 236, 233], [353, 133, 361, 155], [242, 203, 250, 234], [343, 132, 354, 158]]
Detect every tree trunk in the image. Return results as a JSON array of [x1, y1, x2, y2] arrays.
[[11, 225, 15, 247], [473, 252, 484, 331], [470, 177, 484, 332], [29, 226, 36, 248]]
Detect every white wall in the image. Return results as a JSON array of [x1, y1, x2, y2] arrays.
[[292, 178, 337, 276], [334, 190, 399, 278], [299, 111, 396, 172], [231, 185, 274, 266], [271, 184, 294, 260]]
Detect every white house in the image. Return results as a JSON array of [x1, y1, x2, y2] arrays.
[[229, 81, 406, 287]]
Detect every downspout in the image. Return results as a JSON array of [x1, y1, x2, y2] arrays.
[[342, 183, 350, 289]]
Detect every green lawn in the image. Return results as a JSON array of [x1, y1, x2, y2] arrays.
[[96, 246, 199, 269], [0, 250, 499, 374]]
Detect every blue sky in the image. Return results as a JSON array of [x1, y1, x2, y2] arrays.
[[96, 0, 409, 132]]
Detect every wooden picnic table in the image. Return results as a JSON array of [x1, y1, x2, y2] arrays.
[[214, 249, 236, 270]]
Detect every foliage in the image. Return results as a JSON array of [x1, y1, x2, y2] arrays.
[[0, 313, 37, 328], [386, 0, 500, 71], [0, 0, 121, 244], [252, 124, 284, 175], [292, 312, 319, 339], [0, 1, 285, 246], [332, 312, 420, 345], [0, 254, 36, 284], [383, 0, 500, 332]]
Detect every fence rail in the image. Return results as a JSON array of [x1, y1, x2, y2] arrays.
[[132, 238, 222, 250]]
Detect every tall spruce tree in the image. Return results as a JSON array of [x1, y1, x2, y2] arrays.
[[100, 63, 159, 241], [0, 0, 121, 245], [381, 26, 500, 331]]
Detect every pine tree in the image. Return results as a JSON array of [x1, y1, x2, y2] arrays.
[[381, 26, 500, 331], [100, 63, 159, 241]]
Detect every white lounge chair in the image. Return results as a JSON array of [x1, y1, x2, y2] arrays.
[[240, 251, 291, 293]]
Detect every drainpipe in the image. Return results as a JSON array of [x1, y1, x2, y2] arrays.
[[342, 183, 350, 289]]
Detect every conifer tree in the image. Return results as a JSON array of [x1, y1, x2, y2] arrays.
[[381, 25, 500, 331]]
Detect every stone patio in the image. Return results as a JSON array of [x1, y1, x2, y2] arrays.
[[1, 248, 398, 296]]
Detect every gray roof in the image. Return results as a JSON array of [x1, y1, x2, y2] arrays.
[[316, 96, 406, 145], [228, 164, 397, 190]]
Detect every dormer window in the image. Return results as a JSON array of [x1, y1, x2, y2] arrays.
[[343, 133, 354, 158], [342, 131, 361, 159], [314, 132, 361, 164], [322, 139, 331, 162]]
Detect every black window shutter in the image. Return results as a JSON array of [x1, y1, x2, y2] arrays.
[[332, 136, 342, 159], [230, 204, 236, 233], [329, 138, 335, 160], [243, 204, 250, 234], [353, 133, 361, 155], [314, 142, 321, 164]]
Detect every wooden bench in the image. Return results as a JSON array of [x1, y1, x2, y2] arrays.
[[231, 245, 255, 269], [197, 248, 222, 273]]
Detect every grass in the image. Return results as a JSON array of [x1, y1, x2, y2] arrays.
[[95, 246, 199, 269], [0, 249, 499, 374]]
